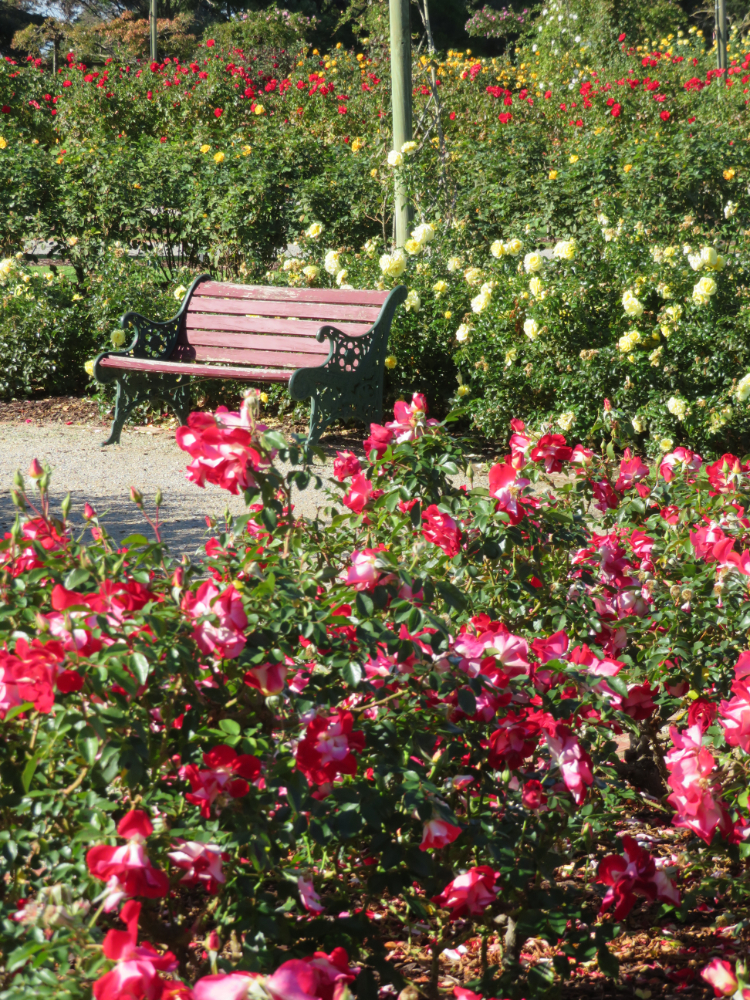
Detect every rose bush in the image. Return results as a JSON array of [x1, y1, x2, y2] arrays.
[[3, 18, 750, 451], [2, 390, 750, 997]]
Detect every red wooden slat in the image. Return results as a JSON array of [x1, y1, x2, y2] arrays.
[[172, 344, 330, 369], [188, 296, 381, 323], [184, 313, 371, 338], [99, 356, 292, 382], [180, 329, 330, 355], [194, 281, 389, 307]]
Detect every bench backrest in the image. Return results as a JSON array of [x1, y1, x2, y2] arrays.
[[173, 281, 390, 371]]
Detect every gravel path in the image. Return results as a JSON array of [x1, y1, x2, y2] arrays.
[[0, 421, 489, 557]]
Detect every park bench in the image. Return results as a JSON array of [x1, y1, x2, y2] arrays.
[[94, 274, 407, 446]]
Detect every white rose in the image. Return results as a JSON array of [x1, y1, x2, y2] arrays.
[[737, 373, 750, 402], [305, 222, 323, 238], [504, 238, 523, 256], [447, 256, 462, 272], [404, 289, 421, 312], [667, 396, 690, 421], [632, 415, 645, 434], [524, 251, 543, 273], [523, 318, 539, 340], [700, 246, 718, 267], [464, 267, 483, 286], [490, 240, 505, 258], [335, 269, 348, 286], [303, 265, 319, 281], [622, 290, 644, 317], [617, 330, 641, 352], [400, 140, 417, 155], [471, 289, 491, 313], [173, 284, 188, 300], [553, 239, 576, 260], [687, 253, 703, 271], [725, 201, 738, 219], [379, 250, 406, 278], [696, 275, 717, 298], [529, 276, 543, 297], [455, 323, 471, 343], [387, 150, 403, 167], [324, 250, 341, 275], [557, 410, 576, 431], [411, 222, 435, 245]]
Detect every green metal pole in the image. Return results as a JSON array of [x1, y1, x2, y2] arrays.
[[389, 0, 412, 248], [150, 0, 158, 63], [716, 0, 727, 72]]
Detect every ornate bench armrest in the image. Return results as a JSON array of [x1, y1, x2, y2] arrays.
[[288, 284, 407, 443], [93, 274, 211, 384]]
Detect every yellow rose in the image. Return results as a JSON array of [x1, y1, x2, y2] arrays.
[[111, 330, 126, 348], [242, 145, 252, 156], [254, 104, 265, 115], [351, 138, 364, 152], [623, 164, 633, 173], [457, 384, 470, 397], [213, 152, 225, 164], [200, 144, 211, 153], [0, 137, 7, 150], [260, 392, 269, 403], [84, 359, 96, 377], [548, 170, 558, 180], [723, 168, 736, 180], [569, 154, 579, 164], [384, 355, 397, 369]]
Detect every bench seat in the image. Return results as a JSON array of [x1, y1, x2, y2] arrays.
[[93, 274, 407, 446]]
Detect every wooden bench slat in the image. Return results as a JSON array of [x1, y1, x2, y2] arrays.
[[99, 356, 293, 382], [193, 281, 390, 306], [188, 296, 382, 323], [180, 329, 330, 355], [173, 344, 331, 369], [184, 313, 372, 338]]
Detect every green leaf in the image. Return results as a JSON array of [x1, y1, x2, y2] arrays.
[[77, 728, 99, 767], [22, 753, 40, 793], [219, 718, 241, 736], [64, 567, 91, 590], [597, 945, 619, 979], [342, 661, 362, 687], [119, 534, 150, 548], [129, 653, 150, 685]]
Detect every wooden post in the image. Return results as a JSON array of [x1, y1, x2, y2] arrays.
[[150, 0, 158, 63], [716, 0, 727, 72], [389, 0, 412, 247]]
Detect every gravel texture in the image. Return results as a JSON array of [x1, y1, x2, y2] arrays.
[[0, 410, 491, 557]]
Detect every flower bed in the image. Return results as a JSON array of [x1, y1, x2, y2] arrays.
[[4, 19, 750, 449], [2, 392, 750, 998]]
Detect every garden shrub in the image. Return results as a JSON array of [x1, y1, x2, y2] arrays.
[[2, 12, 750, 450], [2, 395, 750, 998]]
